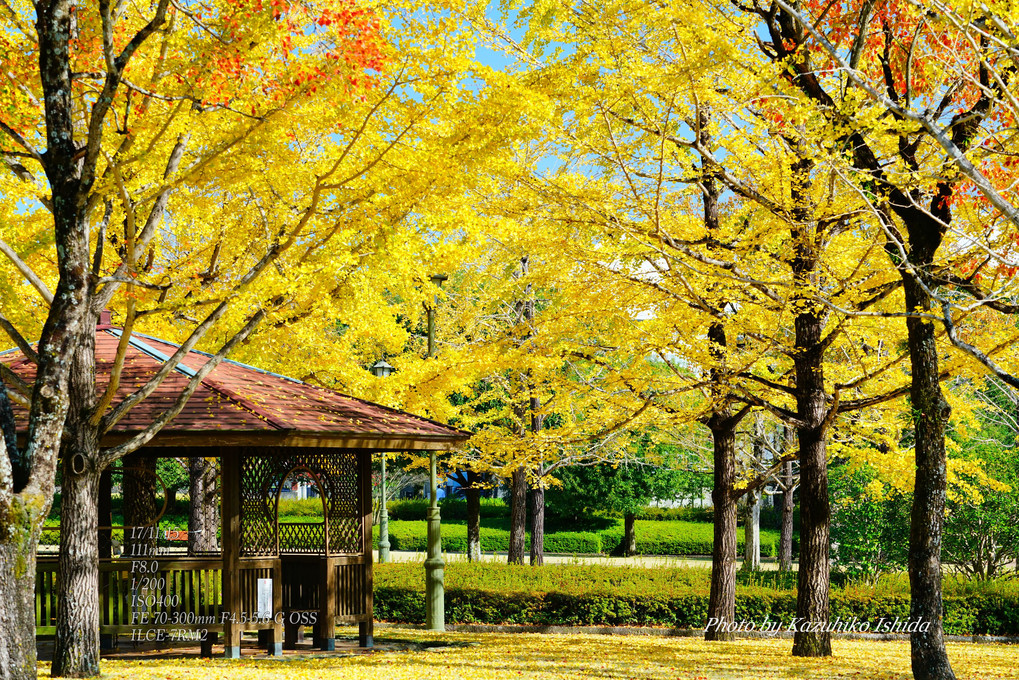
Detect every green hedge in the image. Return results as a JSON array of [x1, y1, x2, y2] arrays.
[[372, 519, 780, 557], [635, 506, 714, 523], [373, 563, 1019, 635], [372, 522, 601, 554], [386, 498, 508, 521], [601, 521, 781, 557]]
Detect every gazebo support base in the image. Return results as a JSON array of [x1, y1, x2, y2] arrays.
[[201, 633, 217, 658], [224, 646, 241, 659]]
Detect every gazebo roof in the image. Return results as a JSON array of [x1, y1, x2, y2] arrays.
[[3, 323, 470, 451]]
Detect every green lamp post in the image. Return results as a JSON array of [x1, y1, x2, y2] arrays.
[[370, 360, 394, 563], [425, 273, 447, 632]]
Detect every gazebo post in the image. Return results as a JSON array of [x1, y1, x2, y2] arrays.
[[359, 450, 374, 648], [98, 467, 114, 651], [221, 448, 242, 659], [318, 557, 336, 650]]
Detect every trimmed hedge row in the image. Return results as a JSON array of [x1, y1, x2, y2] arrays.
[[372, 519, 781, 557], [600, 521, 781, 557], [372, 522, 602, 554], [386, 498, 509, 521], [372, 563, 1019, 636]]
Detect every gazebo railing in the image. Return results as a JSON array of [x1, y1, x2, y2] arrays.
[[35, 557, 281, 635]]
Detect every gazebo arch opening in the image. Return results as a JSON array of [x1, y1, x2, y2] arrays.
[[273, 465, 330, 554]]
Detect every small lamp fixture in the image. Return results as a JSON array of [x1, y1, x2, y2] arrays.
[[370, 360, 394, 378]]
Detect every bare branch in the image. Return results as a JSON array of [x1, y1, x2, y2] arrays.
[[0, 238, 54, 305], [0, 363, 31, 403], [99, 309, 266, 465], [0, 313, 38, 364]]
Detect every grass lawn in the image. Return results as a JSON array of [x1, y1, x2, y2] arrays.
[[38, 629, 1015, 679]]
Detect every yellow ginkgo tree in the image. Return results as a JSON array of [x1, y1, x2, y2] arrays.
[[0, 0, 502, 677]]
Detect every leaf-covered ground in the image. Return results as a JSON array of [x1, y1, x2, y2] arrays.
[[37, 629, 1016, 679]]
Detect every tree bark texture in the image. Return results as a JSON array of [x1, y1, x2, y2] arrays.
[[0, 510, 41, 680], [786, 148, 833, 657], [904, 274, 955, 680], [52, 323, 102, 678], [791, 307, 832, 658], [508, 468, 527, 565], [705, 416, 737, 642], [529, 485, 544, 566], [623, 512, 637, 557], [51, 461, 101, 677], [188, 456, 219, 553], [122, 454, 159, 558], [465, 470, 481, 563]]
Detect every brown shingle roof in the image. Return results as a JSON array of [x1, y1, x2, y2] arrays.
[[2, 325, 469, 451]]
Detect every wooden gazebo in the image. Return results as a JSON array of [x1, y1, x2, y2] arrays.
[[13, 319, 469, 657]]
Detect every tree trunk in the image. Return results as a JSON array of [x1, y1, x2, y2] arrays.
[[779, 460, 796, 573], [791, 307, 832, 658], [122, 454, 158, 558], [529, 484, 544, 566], [508, 468, 527, 565], [465, 470, 481, 562], [903, 274, 955, 680], [743, 490, 761, 571], [188, 456, 219, 553], [698, 111, 739, 643], [52, 314, 103, 678], [623, 512, 637, 557], [51, 458, 102, 677], [0, 507, 42, 680], [744, 414, 764, 572], [705, 417, 737, 642]]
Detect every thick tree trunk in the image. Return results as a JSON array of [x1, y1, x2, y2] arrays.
[[705, 419, 737, 642], [508, 468, 527, 565], [743, 490, 761, 571], [792, 308, 832, 658], [188, 457, 219, 553], [623, 512, 637, 557], [529, 484, 544, 566], [779, 460, 796, 573], [465, 470, 481, 563], [52, 459, 102, 677], [903, 275, 955, 680], [122, 455, 158, 558], [0, 508, 42, 680], [52, 314, 103, 678]]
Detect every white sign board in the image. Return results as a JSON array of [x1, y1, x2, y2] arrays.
[[256, 578, 273, 620]]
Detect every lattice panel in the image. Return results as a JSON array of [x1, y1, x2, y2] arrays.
[[239, 448, 362, 556], [240, 456, 278, 556], [278, 522, 326, 553]]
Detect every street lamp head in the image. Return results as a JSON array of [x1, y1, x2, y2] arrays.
[[429, 273, 448, 286], [370, 360, 395, 378]]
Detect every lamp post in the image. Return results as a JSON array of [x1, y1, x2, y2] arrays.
[[370, 360, 394, 563], [425, 273, 446, 632]]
